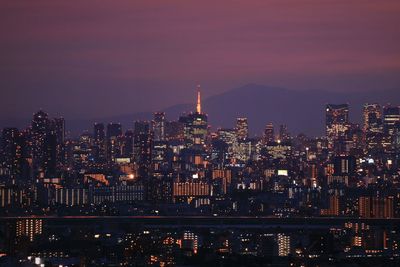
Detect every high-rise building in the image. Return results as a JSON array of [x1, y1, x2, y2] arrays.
[[43, 132, 57, 177], [93, 123, 106, 162], [134, 121, 150, 136], [279, 124, 289, 142], [106, 123, 122, 162], [1, 128, 25, 181], [263, 123, 274, 144], [326, 104, 349, 148], [152, 112, 165, 142], [363, 104, 382, 132], [122, 130, 134, 159], [383, 105, 400, 136], [363, 104, 383, 152], [31, 110, 51, 175], [165, 121, 184, 141], [52, 117, 65, 165], [236, 118, 248, 141], [134, 121, 152, 178], [52, 118, 65, 145], [179, 87, 208, 149]]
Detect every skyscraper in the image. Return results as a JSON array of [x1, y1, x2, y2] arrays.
[[1, 128, 24, 182], [326, 104, 349, 148], [52, 117, 65, 165], [31, 110, 51, 175], [152, 112, 165, 142], [363, 104, 383, 152], [133, 121, 152, 179], [93, 123, 106, 162], [263, 123, 274, 144], [383, 105, 400, 136], [122, 130, 134, 159], [236, 118, 248, 141], [279, 124, 289, 142], [43, 132, 57, 178], [106, 123, 122, 162], [180, 87, 208, 149], [363, 104, 382, 132]]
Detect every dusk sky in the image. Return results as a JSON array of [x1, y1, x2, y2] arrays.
[[1, 0, 400, 120]]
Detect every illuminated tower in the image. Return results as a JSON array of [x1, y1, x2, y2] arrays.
[[196, 85, 201, 114], [179, 86, 208, 149]]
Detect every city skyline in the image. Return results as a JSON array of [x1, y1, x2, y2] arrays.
[[2, 83, 400, 137], [2, 1, 400, 266]]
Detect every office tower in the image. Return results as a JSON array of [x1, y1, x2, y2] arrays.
[[1, 128, 23, 181], [363, 104, 383, 152], [31, 110, 51, 175], [165, 120, 184, 141], [279, 124, 289, 142], [217, 128, 237, 163], [363, 104, 382, 132], [122, 130, 134, 159], [94, 123, 105, 142], [52, 118, 65, 144], [326, 104, 349, 148], [236, 118, 248, 141], [1, 128, 19, 164], [383, 105, 400, 136], [106, 123, 122, 162], [263, 123, 274, 144], [134, 121, 150, 136], [93, 123, 106, 162], [134, 121, 152, 178], [43, 132, 57, 177], [218, 128, 237, 145], [152, 112, 165, 142], [52, 117, 65, 165], [107, 123, 122, 139], [179, 88, 208, 149]]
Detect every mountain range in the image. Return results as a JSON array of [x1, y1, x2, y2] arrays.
[[2, 84, 400, 137]]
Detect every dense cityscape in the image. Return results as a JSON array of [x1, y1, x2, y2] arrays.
[[0, 87, 400, 266]]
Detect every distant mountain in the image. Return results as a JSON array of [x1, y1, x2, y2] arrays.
[[1, 84, 400, 137]]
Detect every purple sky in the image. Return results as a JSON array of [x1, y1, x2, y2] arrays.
[[1, 0, 400, 120]]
